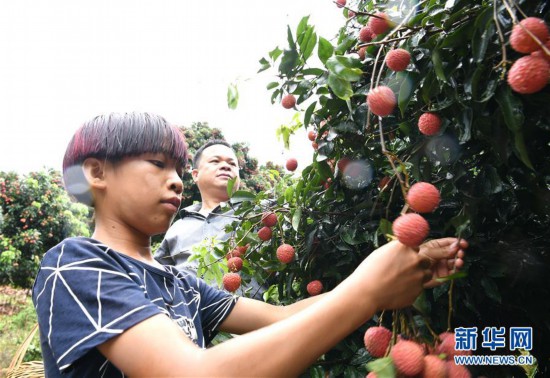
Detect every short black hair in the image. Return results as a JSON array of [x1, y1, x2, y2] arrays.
[[192, 139, 233, 168]]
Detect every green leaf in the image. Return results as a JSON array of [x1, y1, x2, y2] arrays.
[[269, 47, 283, 61], [266, 81, 279, 90], [495, 86, 524, 132], [296, 15, 310, 38], [318, 37, 334, 64], [328, 73, 353, 100], [512, 131, 534, 170], [286, 25, 296, 51], [325, 55, 363, 82], [298, 26, 317, 61], [304, 102, 316, 127], [366, 356, 396, 378], [292, 208, 302, 231], [472, 7, 494, 63], [279, 48, 300, 75], [481, 276, 502, 303], [302, 68, 325, 76], [397, 71, 420, 117], [257, 57, 271, 73], [226, 177, 236, 198], [432, 49, 447, 82], [227, 83, 239, 110], [230, 190, 256, 203]]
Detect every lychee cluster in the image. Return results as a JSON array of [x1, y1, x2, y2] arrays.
[[222, 244, 249, 292], [507, 17, 550, 94], [364, 328, 472, 377]]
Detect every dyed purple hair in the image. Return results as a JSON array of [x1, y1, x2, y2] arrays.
[[63, 112, 187, 204]]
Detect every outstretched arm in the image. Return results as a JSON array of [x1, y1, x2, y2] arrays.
[[98, 241, 431, 377]]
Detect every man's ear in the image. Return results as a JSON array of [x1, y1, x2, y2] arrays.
[[82, 158, 107, 190], [191, 168, 199, 183]]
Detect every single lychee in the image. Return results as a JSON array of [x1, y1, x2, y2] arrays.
[[435, 332, 473, 359], [406, 182, 441, 213], [367, 86, 396, 117], [347, 10, 356, 18], [363, 326, 392, 358], [286, 157, 298, 171], [225, 247, 243, 260], [418, 112, 442, 136], [423, 355, 446, 378], [306, 280, 323, 296], [236, 244, 249, 255], [358, 46, 367, 61], [223, 272, 241, 292], [385, 48, 411, 72], [312, 141, 319, 150], [337, 157, 351, 173], [308, 130, 317, 141], [446, 361, 472, 378], [258, 226, 273, 241], [276, 243, 295, 264], [390, 340, 425, 376], [281, 94, 296, 109], [368, 12, 391, 35], [227, 256, 243, 272], [261, 212, 278, 227], [335, 0, 346, 8], [510, 17, 550, 54], [507, 55, 550, 94], [392, 213, 430, 247], [359, 26, 374, 42], [531, 39, 550, 62]]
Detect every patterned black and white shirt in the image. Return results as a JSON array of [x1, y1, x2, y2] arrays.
[[32, 237, 237, 377]]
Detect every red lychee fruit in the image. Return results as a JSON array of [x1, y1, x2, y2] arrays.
[[359, 26, 374, 42], [385, 48, 411, 72], [390, 340, 425, 376], [507, 55, 550, 94], [347, 10, 356, 18], [281, 94, 296, 109], [510, 17, 550, 54], [276, 243, 295, 264], [237, 244, 249, 255], [363, 326, 392, 358], [286, 157, 298, 172], [337, 157, 351, 173], [366, 372, 378, 378], [368, 12, 391, 35], [418, 112, 442, 136], [446, 361, 472, 378], [306, 280, 323, 296], [392, 213, 430, 247], [435, 332, 472, 359], [367, 86, 396, 117], [312, 141, 319, 150], [531, 39, 550, 62], [406, 182, 441, 213], [227, 256, 243, 272], [258, 226, 273, 241], [358, 46, 367, 61], [225, 247, 243, 260], [335, 0, 346, 8], [261, 211, 278, 227], [223, 272, 241, 292], [308, 130, 317, 141], [422, 355, 446, 378]]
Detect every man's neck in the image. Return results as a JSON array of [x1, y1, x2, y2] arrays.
[[199, 197, 224, 214]]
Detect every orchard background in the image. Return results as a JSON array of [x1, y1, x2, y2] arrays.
[[1, 0, 549, 376]]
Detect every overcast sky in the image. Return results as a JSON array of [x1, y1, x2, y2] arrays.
[[0, 1, 343, 174]]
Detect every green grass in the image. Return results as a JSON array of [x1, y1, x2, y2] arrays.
[[0, 287, 41, 372]]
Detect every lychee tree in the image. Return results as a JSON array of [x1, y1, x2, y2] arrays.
[[198, 0, 548, 376]]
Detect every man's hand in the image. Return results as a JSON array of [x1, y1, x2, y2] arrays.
[[419, 238, 468, 288]]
